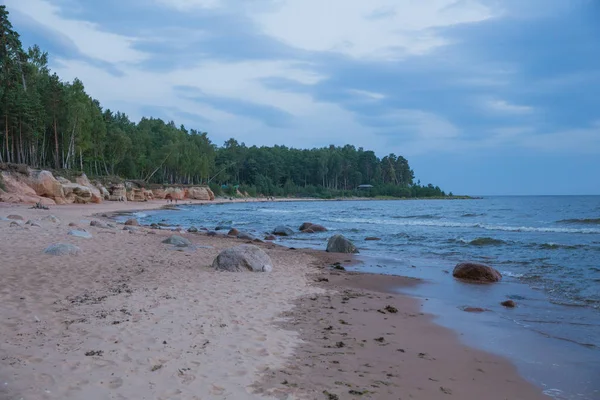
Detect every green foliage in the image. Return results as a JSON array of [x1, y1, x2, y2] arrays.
[[0, 6, 449, 199], [0, 172, 5, 191]]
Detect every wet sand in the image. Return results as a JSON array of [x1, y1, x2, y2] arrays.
[[0, 201, 547, 399]]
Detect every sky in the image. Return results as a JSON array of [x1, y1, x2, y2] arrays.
[[4, 0, 600, 195]]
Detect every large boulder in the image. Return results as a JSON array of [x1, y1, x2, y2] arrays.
[[164, 187, 185, 200], [44, 243, 81, 256], [299, 222, 313, 231], [75, 173, 102, 203], [212, 245, 273, 272], [124, 218, 139, 226], [108, 184, 127, 202], [326, 234, 359, 254], [28, 170, 64, 200], [186, 187, 215, 201], [0, 171, 56, 205], [272, 225, 294, 236], [237, 232, 256, 241], [452, 262, 502, 283], [162, 235, 192, 247], [62, 183, 93, 204]]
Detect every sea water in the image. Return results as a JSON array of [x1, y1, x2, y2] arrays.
[[122, 196, 600, 399]]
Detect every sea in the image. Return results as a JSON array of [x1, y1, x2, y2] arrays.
[[120, 196, 600, 400]]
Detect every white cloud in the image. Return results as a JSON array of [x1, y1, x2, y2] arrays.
[[347, 89, 386, 100], [485, 99, 534, 114], [250, 0, 496, 60], [4, 0, 147, 64], [154, 0, 222, 10]]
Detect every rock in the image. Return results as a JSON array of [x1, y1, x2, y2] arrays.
[[7, 214, 24, 220], [186, 187, 215, 201], [272, 225, 294, 236], [264, 235, 277, 241], [326, 234, 359, 254], [62, 183, 94, 204], [124, 218, 139, 226], [28, 170, 65, 200], [108, 184, 127, 202], [68, 230, 93, 239], [228, 228, 240, 236], [365, 237, 382, 241], [212, 245, 273, 272], [9, 221, 22, 227], [188, 226, 198, 233], [163, 187, 185, 201], [42, 215, 60, 223], [68, 222, 78, 227], [501, 300, 516, 308], [452, 262, 502, 283], [90, 220, 109, 228], [44, 243, 81, 256], [0, 171, 57, 205], [308, 224, 327, 232], [123, 226, 139, 232], [158, 222, 170, 227], [30, 222, 41, 227], [206, 231, 218, 237], [237, 232, 256, 241], [75, 173, 102, 203], [299, 222, 314, 231], [162, 235, 192, 247], [462, 307, 489, 313]]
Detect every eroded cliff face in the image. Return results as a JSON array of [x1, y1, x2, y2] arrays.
[[0, 165, 215, 205]]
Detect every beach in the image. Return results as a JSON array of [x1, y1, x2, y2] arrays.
[[0, 200, 548, 399]]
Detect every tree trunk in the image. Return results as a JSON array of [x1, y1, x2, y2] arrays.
[[53, 115, 59, 169]]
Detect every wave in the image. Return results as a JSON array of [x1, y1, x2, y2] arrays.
[[461, 213, 486, 217], [258, 209, 294, 214], [469, 237, 506, 246], [323, 217, 600, 234], [501, 271, 524, 278], [392, 214, 441, 220], [538, 243, 584, 250], [557, 218, 600, 225]]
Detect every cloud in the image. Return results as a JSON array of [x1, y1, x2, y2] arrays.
[[154, 0, 222, 10], [250, 0, 496, 60], [4, 0, 147, 64], [6, 0, 600, 193], [485, 99, 534, 114]]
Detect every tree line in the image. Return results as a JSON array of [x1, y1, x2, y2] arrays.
[[0, 6, 448, 198]]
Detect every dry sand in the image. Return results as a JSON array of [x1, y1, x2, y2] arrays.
[[0, 201, 547, 399]]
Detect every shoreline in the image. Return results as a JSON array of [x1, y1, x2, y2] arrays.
[[0, 201, 546, 399]]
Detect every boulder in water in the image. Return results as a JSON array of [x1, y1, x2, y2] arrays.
[[228, 228, 240, 236], [188, 226, 198, 233], [365, 237, 381, 241], [162, 235, 192, 247], [124, 218, 139, 226], [44, 243, 81, 256], [452, 262, 502, 283], [307, 224, 327, 232], [326, 234, 359, 254], [501, 300, 516, 308], [212, 245, 273, 272], [264, 235, 277, 241], [299, 222, 314, 231], [272, 225, 294, 236], [68, 230, 93, 239]]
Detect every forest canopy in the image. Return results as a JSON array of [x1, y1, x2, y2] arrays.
[[0, 6, 448, 199]]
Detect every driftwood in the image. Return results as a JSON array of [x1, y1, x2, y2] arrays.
[[30, 202, 49, 210]]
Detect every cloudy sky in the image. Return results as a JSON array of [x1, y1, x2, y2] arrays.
[[5, 0, 600, 195]]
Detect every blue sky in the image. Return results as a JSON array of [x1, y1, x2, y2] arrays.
[[4, 0, 600, 195]]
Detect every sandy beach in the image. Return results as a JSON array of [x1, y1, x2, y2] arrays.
[[0, 200, 547, 399]]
